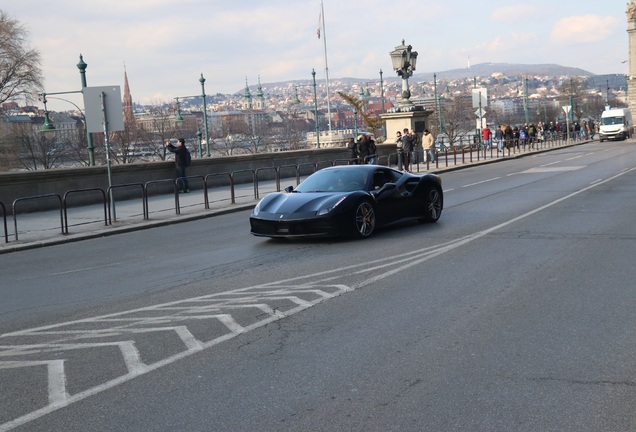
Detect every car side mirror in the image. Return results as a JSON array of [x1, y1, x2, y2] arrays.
[[284, 185, 294, 193]]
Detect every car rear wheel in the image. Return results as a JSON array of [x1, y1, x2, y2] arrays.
[[353, 199, 375, 238], [420, 185, 443, 223]]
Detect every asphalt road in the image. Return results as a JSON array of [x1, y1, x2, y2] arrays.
[[2, 140, 636, 431]]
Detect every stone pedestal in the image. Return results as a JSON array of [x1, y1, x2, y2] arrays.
[[380, 106, 434, 144]]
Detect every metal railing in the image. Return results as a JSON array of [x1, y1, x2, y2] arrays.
[[63, 188, 108, 234], [13, 194, 64, 241], [1, 201, 8, 243]]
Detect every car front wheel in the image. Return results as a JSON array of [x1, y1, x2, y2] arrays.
[[353, 199, 376, 238]]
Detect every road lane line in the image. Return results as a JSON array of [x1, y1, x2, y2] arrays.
[[461, 177, 501, 188]]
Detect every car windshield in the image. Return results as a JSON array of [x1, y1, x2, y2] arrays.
[[601, 116, 625, 125], [295, 169, 370, 193]]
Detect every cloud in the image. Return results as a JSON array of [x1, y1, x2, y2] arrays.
[[474, 32, 539, 54], [491, 5, 537, 23], [551, 15, 620, 44]]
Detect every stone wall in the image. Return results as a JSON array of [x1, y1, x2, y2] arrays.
[[0, 146, 394, 212]]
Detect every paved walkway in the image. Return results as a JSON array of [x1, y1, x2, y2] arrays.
[[0, 180, 265, 254], [0, 141, 583, 254]]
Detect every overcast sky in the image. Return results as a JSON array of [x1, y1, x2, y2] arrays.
[[4, 0, 630, 111]]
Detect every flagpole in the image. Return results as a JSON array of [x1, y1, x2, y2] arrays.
[[320, 0, 332, 132]]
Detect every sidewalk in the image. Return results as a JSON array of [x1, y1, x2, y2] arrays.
[[0, 141, 583, 254], [0, 180, 272, 254]]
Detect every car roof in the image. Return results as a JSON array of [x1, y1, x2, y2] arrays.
[[322, 165, 393, 173]]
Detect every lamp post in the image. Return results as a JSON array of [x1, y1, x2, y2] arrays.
[[379, 69, 385, 113], [40, 94, 56, 136], [312, 69, 320, 148], [434, 73, 443, 136], [174, 97, 184, 123], [353, 107, 358, 142], [175, 75, 210, 156], [199, 74, 210, 156], [196, 128, 203, 158], [390, 40, 418, 106], [39, 91, 84, 141], [77, 54, 95, 166]]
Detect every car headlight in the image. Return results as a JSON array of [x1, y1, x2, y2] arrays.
[[317, 196, 347, 216], [252, 202, 261, 216]]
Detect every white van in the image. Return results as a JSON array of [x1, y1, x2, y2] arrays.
[[599, 108, 633, 142]]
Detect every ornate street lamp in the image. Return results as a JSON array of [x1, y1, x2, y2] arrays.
[[390, 40, 418, 106], [40, 94, 56, 137], [174, 97, 184, 123], [77, 54, 95, 166]]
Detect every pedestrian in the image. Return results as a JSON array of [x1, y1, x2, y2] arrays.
[[495, 125, 504, 151], [527, 123, 537, 149], [401, 128, 414, 172], [504, 124, 514, 150], [396, 130, 404, 169], [422, 128, 435, 163], [166, 138, 191, 193], [367, 134, 377, 164], [347, 137, 359, 164], [482, 125, 492, 149], [357, 134, 370, 164], [410, 129, 420, 164]]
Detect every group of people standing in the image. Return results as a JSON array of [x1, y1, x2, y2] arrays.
[[348, 134, 377, 164], [482, 119, 597, 151], [348, 128, 438, 171], [396, 128, 436, 172]]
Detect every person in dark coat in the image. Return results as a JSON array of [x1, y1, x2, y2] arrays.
[[401, 128, 414, 172], [357, 134, 370, 164], [347, 137, 359, 164], [166, 138, 190, 192]]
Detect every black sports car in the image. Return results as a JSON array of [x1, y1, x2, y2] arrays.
[[250, 165, 443, 239]]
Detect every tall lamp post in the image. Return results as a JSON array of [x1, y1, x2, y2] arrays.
[[379, 69, 385, 113], [77, 54, 95, 166], [312, 69, 320, 148], [199, 74, 210, 156], [390, 40, 418, 106], [196, 128, 203, 158], [434, 73, 443, 136], [174, 73, 211, 157]]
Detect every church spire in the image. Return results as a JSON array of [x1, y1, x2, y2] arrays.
[[243, 77, 252, 110], [122, 64, 135, 129]]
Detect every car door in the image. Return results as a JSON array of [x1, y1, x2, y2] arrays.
[[370, 168, 409, 225]]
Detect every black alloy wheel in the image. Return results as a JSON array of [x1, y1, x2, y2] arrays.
[[421, 185, 443, 223], [353, 199, 376, 238]]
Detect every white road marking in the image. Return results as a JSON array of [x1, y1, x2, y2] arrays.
[[462, 177, 501, 188], [520, 166, 585, 173]]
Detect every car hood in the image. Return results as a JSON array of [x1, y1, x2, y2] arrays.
[[256, 192, 350, 215]]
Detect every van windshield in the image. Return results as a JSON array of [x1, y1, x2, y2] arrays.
[[601, 116, 625, 125]]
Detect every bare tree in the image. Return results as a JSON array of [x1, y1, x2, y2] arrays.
[[0, 10, 43, 106], [429, 93, 473, 147], [8, 130, 63, 170], [136, 102, 181, 161]]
